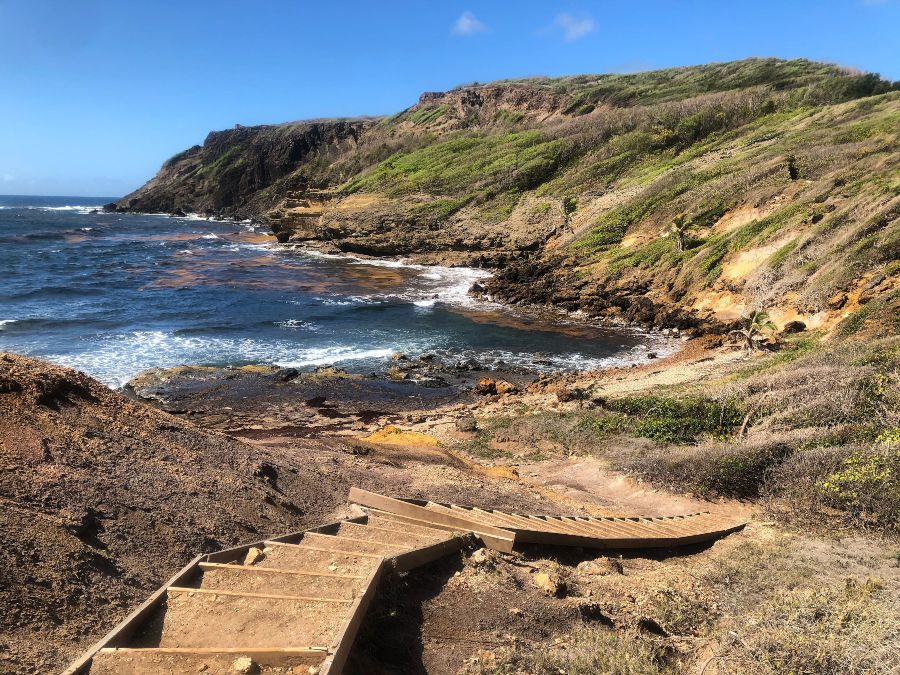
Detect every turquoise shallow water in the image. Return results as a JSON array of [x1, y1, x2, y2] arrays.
[[0, 195, 671, 386]]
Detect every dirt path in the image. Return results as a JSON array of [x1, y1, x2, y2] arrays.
[[516, 455, 756, 520]]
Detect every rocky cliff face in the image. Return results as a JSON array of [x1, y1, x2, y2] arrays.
[[116, 58, 900, 335], [115, 119, 374, 216]]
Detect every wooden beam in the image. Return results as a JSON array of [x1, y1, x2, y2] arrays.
[[392, 535, 468, 573], [263, 540, 385, 559], [95, 647, 328, 667], [349, 488, 515, 553], [319, 557, 386, 675], [167, 587, 353, 603], [198, 562, 365, 580]]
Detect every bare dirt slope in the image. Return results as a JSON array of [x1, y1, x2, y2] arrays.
[[0, 354, 345, 674]]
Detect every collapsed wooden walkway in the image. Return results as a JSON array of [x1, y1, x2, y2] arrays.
[[64, 488, 746, 675]]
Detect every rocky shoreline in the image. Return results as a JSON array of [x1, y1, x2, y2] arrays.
[[122, 351, 556, 440]]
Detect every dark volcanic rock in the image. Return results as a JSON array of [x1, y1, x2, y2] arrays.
[[115, 120, 374, 216]]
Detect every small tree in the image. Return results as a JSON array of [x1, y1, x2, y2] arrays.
[[786, 154, 800, 180], [730, 310, 778, 352], [669, 213, 691, 252]]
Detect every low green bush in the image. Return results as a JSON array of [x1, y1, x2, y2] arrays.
[[602, 395, 744, 444]]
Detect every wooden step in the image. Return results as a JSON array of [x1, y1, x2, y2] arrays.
[[298, 531, 409, 556], [365, 514, 451, 539], [198, 563, 363, 600], [334, 521, 441, 548], [90, 647, 326, 674], [257, 541, 382, 576], [154, 589, 347, 649]]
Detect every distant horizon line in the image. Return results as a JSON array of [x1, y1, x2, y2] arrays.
[[0, 194, 120, 200]]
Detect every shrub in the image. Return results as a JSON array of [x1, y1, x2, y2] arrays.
[[602, 395, 744, 444], [464, 626, 669, 674], [617, 436, 795, 499], [576, 414, 627, 437], [765, 444, 900, 532]]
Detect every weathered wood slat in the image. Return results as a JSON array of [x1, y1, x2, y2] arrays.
[[166, 587, 353, 603], [198, 561, 366, 580]]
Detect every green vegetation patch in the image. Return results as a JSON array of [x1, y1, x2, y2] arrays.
[[344, 129, 572, 201], [407, 104, 448, 125], [601, 395, 744, 444], [410, 197, 468, 220]]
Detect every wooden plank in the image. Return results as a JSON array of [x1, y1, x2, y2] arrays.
[[393, 535, 467, 573], [336, 520, 443, 543], [203, 516, 367, 564], [299, 531, 410, 555], [263, 540, 385, 559], [95, 646, 328, 667], [167, 587, 353, 603], [523, 514, 588, 535], [61, 553, 205, 675], [198, 561, 365, 580], [364, 514, 454, 538], [542, 516, 600, 536], [349, 488, 515, 552], [463, 506, 532, 530], [566, 517, 647, 539], [575, 516, 651, 538], [576, 516, 674, 539], [319, 557, 386, 675], [362, 508, 478, 537]]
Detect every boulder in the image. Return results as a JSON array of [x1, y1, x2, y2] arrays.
[[469, 548, 490, 565], [576, 557, 624, 577], [243, 547, 265, 566], [456, 415, 477, 432], [781, 320, 807, 334], [532, 571, 564, 597], [231, 657, 257, 674], [475, 378, 517, 395]]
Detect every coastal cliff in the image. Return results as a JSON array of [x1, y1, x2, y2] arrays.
[[116, 58, 900, 334]]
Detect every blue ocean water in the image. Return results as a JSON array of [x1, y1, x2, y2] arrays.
[[0, 195, 671, 387]]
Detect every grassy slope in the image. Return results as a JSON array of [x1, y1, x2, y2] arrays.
[[338, 59, 898, 330]]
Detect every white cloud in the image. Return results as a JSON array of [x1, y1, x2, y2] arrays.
[[453, 11, 487, 36], [554, 12, 596, 41]]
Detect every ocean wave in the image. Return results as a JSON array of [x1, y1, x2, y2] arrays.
[[431, 340, 677, 373], [275, 346, 395, 369], [16, 205, 105, 215], [41, 331, 402, 387], [293, 246, 492, 309], [273, 319, 319, 330]]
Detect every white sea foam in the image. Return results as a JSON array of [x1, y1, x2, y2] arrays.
[[43, 330, 402, 387], [434, 336, 678, 373], [14, 205, 103, 215], [275, 346, 395, 369], [0, 319, 16, 329], [293, 246, 492, 310], [274, 319, 318, 330]]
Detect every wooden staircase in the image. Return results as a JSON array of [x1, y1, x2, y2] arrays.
[[64, 488, 746, 675]]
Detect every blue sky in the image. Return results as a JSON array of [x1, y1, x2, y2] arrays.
[[1, 1, 898, 197]]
